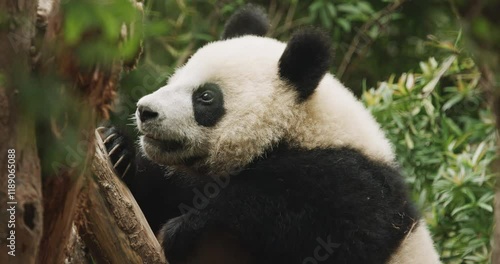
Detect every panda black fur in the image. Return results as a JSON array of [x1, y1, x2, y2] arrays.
[[105, 4, 440, 264]]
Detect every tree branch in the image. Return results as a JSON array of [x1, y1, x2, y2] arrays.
[[76, 128, 166, 264]]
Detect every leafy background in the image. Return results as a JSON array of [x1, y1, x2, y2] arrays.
[[58, 0, 498, 263]]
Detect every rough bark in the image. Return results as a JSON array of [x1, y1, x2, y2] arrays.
[[65, 225, 93, 264], [35, 1, 100, 263], [484, 67, 500, 264], [77, 128, 166, 264], [34, 0, 143, 263], [494, 169, 500, 264], [0, 0, 43, 263], [0, 0, 150, 262], [479, 64, 500, 264]]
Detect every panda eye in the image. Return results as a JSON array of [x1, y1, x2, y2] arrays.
[[199, 91, 214, 104]]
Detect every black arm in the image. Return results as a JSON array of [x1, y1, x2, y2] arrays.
[[159, 146, 419, 264]]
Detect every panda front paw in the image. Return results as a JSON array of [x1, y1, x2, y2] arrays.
[[159, 215, 202, 263], [101, 126, 135, 180]]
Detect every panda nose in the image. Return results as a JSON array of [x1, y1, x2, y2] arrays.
[[137, 105, 159, 122]]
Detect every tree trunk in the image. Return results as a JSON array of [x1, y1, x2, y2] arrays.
[[455, 2, 500, 262], [478, 63, 500, 264], [485, 69, 500, 264], [0, 1, 43, 264], [35, 1, 104, 262], [0, 0, 154, 262]]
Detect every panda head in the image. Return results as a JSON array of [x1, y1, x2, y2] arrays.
[[136, 5, 393, 175]]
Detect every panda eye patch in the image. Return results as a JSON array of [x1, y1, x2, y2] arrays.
[[192, 83, 225, 127]]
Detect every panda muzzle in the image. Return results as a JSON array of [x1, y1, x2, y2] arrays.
[[143, 135, 185, 152]]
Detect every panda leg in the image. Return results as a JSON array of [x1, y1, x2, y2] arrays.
[[158, 213, 210, 263], [157, 176, 315, 264], [386, 221, 441, 264], [158, 212, 255, 264]]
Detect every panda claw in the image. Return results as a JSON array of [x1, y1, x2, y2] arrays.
[[108, 143, 121, 157], [121, 163, 131, 179], [113, 154, 126, 169], [101, 126, 135, 180], [103, 132, 118, 144]]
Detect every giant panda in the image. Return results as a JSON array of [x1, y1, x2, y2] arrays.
[[104, 4, 440, 264]]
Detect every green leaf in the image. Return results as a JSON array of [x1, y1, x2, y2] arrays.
[[337, 4, 362, 15], [472, 142, 487, 165], [444, 118, 462, 136], [64, 3, 94, 44], [404, 132, 414, 150], [357, 2, 374, 14], [422, 56, 456, 96], [319, 8, 332, 29], [442, 94, 464, 111], [336, 18, 351, 32], [326, 3, 337, 17], [477, 203, 493, 212], [461, 188, 476, 203], [451, 204, 474, 216]]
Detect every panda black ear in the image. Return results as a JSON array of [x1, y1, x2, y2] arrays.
[[279, 28, 331, 101], [221, 4, 269, 40]]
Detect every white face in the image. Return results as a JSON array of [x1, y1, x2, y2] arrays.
[[136, 83, 209, 166], [136, 36, 296, 174]]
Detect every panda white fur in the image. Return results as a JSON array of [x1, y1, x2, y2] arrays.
[[105, 4, 440, 264]]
